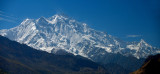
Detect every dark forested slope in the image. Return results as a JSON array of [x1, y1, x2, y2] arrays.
[[0, 35, 107, 74]]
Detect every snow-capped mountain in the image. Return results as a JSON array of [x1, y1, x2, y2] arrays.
[[0, 14, 159, 59]]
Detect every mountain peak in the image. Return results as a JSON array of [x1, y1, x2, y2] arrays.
[[46, 14, 68, 24], [51, 14, 68, 20], [21, 18, 32, 25], [139, 39, 147, 45], [39, 16, 46, 20], [138, 39, 152, 48], [35, 17, 48, 26], [140, 39, 145, 43], [37, 16, 47, 22]]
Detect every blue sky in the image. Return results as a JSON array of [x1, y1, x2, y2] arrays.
[[0, 0, 160, 47]]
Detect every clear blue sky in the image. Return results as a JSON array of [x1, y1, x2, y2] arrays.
[[0, 0, 160, 47]]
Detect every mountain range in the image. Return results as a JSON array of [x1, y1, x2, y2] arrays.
[[0, 14, 159, 73], [0, 14, 159, 59]]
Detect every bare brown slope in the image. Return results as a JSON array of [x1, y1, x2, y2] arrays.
[[131, 54, 160, 74]]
